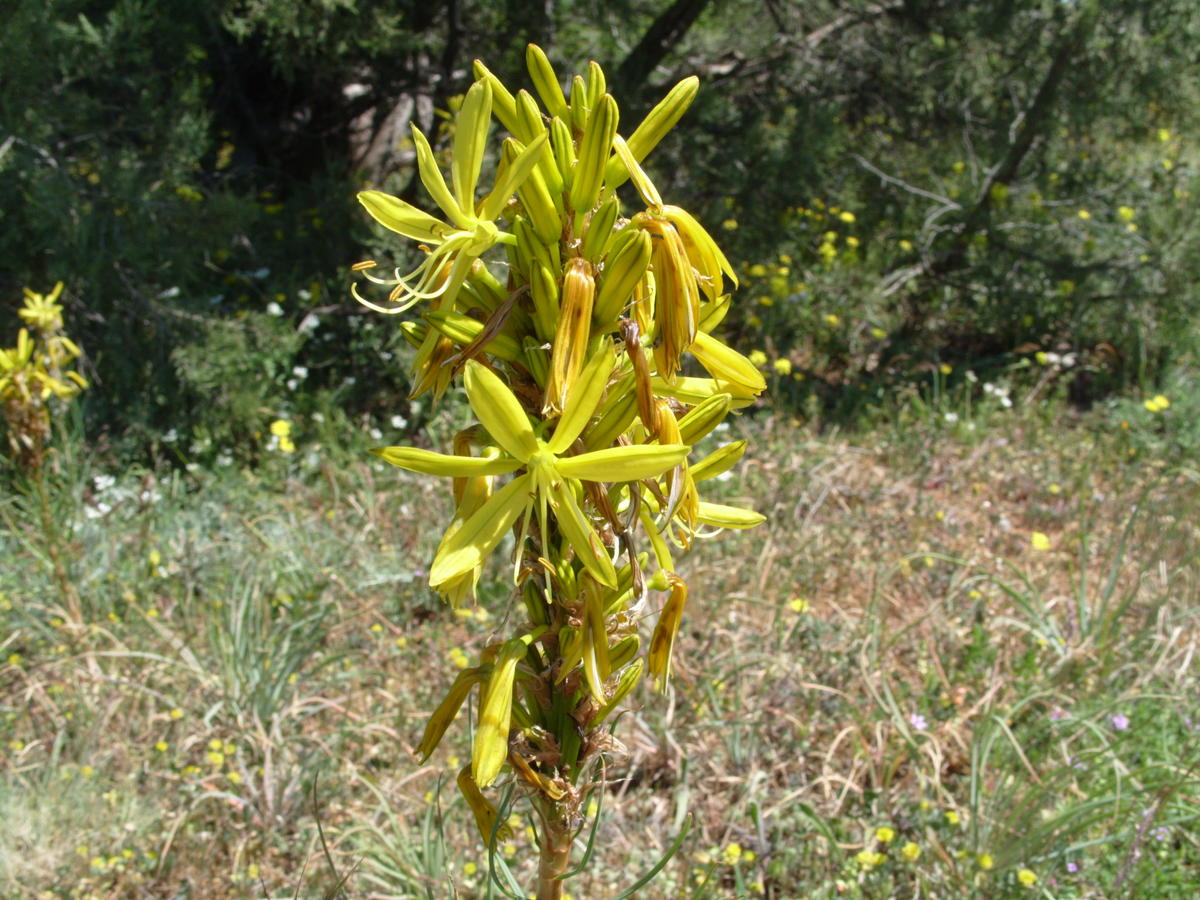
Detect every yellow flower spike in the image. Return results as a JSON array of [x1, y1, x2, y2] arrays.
[[653, 374, 757, 408], [464, 360, 539, 460], [689, 332, 767, 397], [635, 214, 698, 379], [660, 204, 738, 294], [568, 93, 619, 217], [556, 444, 689, 483], [545, 258, 597, 414], [472, 59, 519, 133], [479, 132, 550, 222], [430, 473, 534, 592], [603, 76, 700, 190], [611, 135, 662, 208], [409, 126, 470, 230], [416, 666, 489, 760], [690, 440, 747, 482], [648, 573, 688, 690], [457, 766, 513, 845], [546, 476, 618, 587], [526, 43, 569, 120], [696, 501, 767, 530], [580, 578, 612, 699], [676, 392, 734, 444], [451, 80, 493, 212], [594, 228, 653, 325], [371, 446, 522, 478], [473, 633, 541, 786], [357, 188, 453, 244], [595, 658, 644, 724], [549, 340, 616, 453]]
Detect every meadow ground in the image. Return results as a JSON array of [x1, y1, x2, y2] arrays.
[[2, 399, 1198, 899]]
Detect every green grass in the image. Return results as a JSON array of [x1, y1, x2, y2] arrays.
[[2, 393, 1198, 899]]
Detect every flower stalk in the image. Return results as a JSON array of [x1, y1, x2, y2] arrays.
[[352, 47, 765, 896]]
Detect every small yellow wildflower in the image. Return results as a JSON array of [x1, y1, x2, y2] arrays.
[[80, 765, 94, 778], [207, 751, 225, 766], [1031, 532, 1051, 551], [845, 236, 860, 249], [772, 358, 792, 376], [944, 810, 960, 826], [279, 435, 296, 453], [1118, 205, 1135, 222], [875, 826, 895, 843], [898, 239, 913, 252], [1018, 868, 1038, 887], [855, 850, 887, 870], [901, 842, 921, 862], [1157, 128, 1171, 142], [722, 218, 738, 230], [463, 861, 478, 876], [823, 313, 840, 326], [395, 636, 408, 649], [1143, 394, 1170, 412], [1077, 209, 1091, 220], [722, 842, 743, 864], [748, 349, 768, 367], [952, 161, 966, 174], [227, 771, 242, 784], [838, 211, 856, 223], [154, 741, 168, 753], [870, 326, 887, 339], [789, 596, 810, 613], [1048, 482, 1061, 494], [748, 264, 767, 277], [978, 853, 994, 870], [169, 707, 183, 719], [939, 362, 952, 375]]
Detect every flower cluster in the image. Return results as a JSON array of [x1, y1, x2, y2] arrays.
[[352, 46, 765, 886], [0, 283, 88, 471]]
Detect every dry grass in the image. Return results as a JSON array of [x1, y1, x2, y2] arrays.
[[2, 410, 1197, 898]]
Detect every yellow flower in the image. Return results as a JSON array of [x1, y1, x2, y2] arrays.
[[939, 362, 952, 375], [855, 850, 887, 870], [154, 741, 168, 753], [1048, 482, 1061, 494], [978, 853, 994, 870], [748, 349, 768, 367], [870, 327, 887, 339], [898, 239, 913, 252], [789, 597, 809, 613], [748, 264, 767, 277], [838, 211, 856, 223], [845, 236, 860, 249], [278, 435, 295, 453], [901, 842, 921, 862], [169, 707, 183, 720], [944, 810, 960, 826], [875, 826, 895, 843], [1031, 532, 1051, 551], [772, 358, 792, 376], [823, 313, 840, 326], [1157, 128, 1171, 142], [722, 842, 743, 864], [269, 419, 291, 438], [721, 218, 738, 230], [1143, 394, 1170, 412], [1018, 868, 1037, 887], [1118, 205, 1135, 222], [1077, 209, 1091, 220]]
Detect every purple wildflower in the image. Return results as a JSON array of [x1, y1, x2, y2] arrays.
[[1110, 712, 1130, 731], [909, 712, 928, 731]]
